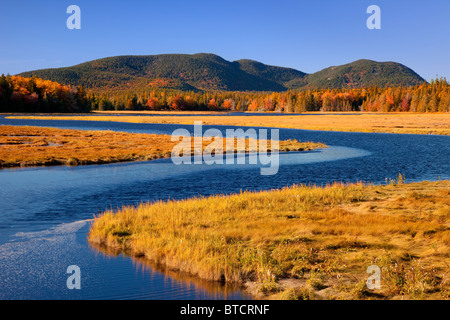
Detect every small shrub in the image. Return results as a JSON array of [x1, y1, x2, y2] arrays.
[[307, 271, 327, 290], [351, 280, 369, 299], [296, 286, 317, 300], [278, 288, 298, 300], [291, 264, 310, 279], [258, 281, 280, 295]]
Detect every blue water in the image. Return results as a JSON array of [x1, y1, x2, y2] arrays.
[[0, 116, 449, 300]]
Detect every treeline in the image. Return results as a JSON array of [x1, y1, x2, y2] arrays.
[[89, 78, 450, 113], [0, 75, 90, 113], [2, 75, 449, 113]]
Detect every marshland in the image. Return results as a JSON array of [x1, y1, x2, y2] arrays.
[[2, 0, 450, 305], [0, 114, 449, 300], [0, 125, 324, 168], [9, 112, 450, 135]]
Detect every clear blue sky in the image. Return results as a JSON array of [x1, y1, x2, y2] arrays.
[[1, 0, 449, 81]]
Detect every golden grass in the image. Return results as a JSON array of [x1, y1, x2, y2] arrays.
[[88, 179, 450, 300], [8, 112, 450, 135], [94, 110, 226, 115], [0, 125, 326, 168]]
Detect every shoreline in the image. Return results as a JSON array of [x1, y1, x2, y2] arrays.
[[88, 180, 450, 300], [6, 112, 450, 135]]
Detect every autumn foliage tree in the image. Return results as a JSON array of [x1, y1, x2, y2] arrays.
[[146, 97, 161, 110], [88, 78, 450, 113], [0, 74, 90, 113], [5, 75, 448, 114]]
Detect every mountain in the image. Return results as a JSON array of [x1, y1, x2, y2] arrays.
[[19, 54, 286, 92], [303, 59, 425, 88], [18, 54, 425, 92], [234, 59, 307, 87]]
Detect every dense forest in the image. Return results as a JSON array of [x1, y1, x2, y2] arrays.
[[88, 77, 450, 113], [0, 75, 90, 113], [1, 74, 449, 113]]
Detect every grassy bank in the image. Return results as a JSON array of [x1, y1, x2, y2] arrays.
[[0, 125, 325, 168], [88, 179, 450, 300], [7, 112, 450, 135]]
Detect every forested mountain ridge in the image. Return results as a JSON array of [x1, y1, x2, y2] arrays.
[[18, 54, 425, 92], [305, 59, 425, 88]]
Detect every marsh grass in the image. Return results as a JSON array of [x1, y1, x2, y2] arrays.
[[0, 125, 325, 168], [10, 112, 450, 135], [89, 180, 450, 299], [277, 286, 317, 300]]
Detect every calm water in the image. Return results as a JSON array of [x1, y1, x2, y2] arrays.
[[0, 116, 449, 300]]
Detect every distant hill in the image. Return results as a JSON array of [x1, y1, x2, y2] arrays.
[[19, 54, 425, 92], [304, 59, 425, 88]]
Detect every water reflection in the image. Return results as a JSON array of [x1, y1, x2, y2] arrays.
[[89, 241, 251, 300]]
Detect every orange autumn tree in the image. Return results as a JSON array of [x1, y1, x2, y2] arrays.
[[0, 75, 90, 113], [4, 75, 448, 114], [146, 97, 161, 110]]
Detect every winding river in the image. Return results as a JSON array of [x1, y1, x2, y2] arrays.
[[0, 116, 449, 299]]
